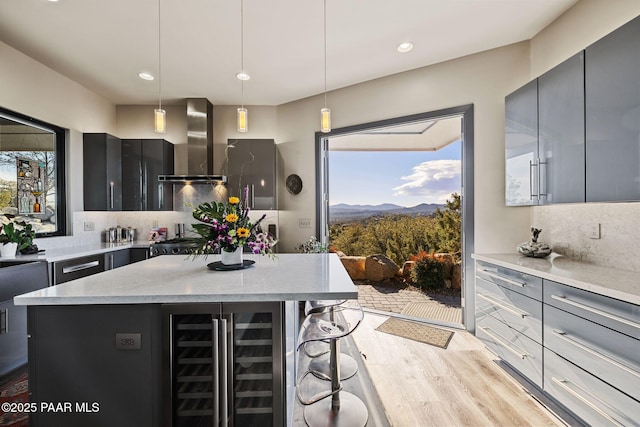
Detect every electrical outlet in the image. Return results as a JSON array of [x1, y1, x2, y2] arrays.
[[152, 220, 159, 228], [588, 223, 601, 239], [299, 218, 312, 229], [83, 221, 95, 231]]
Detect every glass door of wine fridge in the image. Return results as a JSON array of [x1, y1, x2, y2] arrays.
[[224, 302, 283, 427], [162, 302, 283, 427]]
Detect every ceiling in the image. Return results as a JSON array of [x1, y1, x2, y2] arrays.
[[0, 0, 577, 107]]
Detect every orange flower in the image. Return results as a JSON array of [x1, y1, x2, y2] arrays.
[[237, 227, 250, 238], [225, 213, 239, 223], [228, 196, 240, 205]]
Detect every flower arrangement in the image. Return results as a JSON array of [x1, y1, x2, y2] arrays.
[[191, 187, 276, 258], [296, 236, 329, 253]]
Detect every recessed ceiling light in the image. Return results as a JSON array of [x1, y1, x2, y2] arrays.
[[48, 0, 60, 2], [397, 41, 414, 53], [236, 72, 250, 81], [138, 72, 155, 81]]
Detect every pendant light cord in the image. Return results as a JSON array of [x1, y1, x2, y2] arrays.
[[323, 0, 327, 108], [158, 0, 162, 111], [240, 0, 245, 109]]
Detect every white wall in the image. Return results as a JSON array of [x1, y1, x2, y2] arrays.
[[276, 42, 533, 252], [530, 0, 640, 271]]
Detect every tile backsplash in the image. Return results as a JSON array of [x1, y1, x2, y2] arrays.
[[36, 184, 279, 250], [533, 202, 640, 272]]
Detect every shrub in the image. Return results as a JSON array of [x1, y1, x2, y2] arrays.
[[411, 256, 446, 290]]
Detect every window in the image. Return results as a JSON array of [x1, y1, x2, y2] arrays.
[[0, 107, 66, 236]]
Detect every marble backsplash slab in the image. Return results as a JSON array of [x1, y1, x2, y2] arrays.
[[533, 202, 640, 272]]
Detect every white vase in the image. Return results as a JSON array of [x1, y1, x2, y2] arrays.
[[1, 242, 18, 258], [221, 247, 243, 265]]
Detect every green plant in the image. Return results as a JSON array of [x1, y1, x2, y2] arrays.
[[296, 236, 329, 253], [0, 220, 35, 252], [411, 256, 446, 290]]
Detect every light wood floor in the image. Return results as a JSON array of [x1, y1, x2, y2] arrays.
[[349, 312, 572, 427]]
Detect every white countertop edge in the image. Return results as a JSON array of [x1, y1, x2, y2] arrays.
[[472, 253, 640, 305], [4, 241, 151, 263], [14, 290, 358, 306]]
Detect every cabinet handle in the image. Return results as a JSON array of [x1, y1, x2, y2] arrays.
[[109, 182, 114, 210], [212, 318, 220, 427], [251, 184, 255, 208], [538, 159, 547, 198], [477, 293, 529, 318], [220, 318, 229, 427], [479, 326, 530, 359], [529, 160, 537, 200], [551, 377, 624, 427], [0, 309, 7, 334], [551, 294, 640, 330], [552, 330, 640, 380], [477, 269, 526, 288], [62, 260, 100, 274]]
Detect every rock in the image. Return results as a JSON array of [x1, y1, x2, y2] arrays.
[[340, 256, 366, 280], [401, 261, 415, 282], [365, 254, 400, 281], [452, 263, 462, 290]]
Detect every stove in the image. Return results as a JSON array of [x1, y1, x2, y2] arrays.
[[149, 239, 201, 257]]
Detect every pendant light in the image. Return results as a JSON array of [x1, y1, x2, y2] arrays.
[[320, 0, 331, 133], [154, 0, 166, 133], [237, 0, 249, 133]]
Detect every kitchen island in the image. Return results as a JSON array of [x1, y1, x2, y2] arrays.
[[15, 253, 357, 427]]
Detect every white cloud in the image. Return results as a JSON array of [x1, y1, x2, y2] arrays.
[[392, 159, 461, 203]]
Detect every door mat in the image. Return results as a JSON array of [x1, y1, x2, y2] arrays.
[[0, 370, 28, 426], [375, 317, 454, 349], [401, 302, 463, 324]]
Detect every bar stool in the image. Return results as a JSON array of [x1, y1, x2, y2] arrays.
[[304, 300, 358, 381], [296, 300, 368, 427]]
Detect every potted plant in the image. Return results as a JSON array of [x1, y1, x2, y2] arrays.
[[0, 220, 36, 258], [191, 186, 276, 265]]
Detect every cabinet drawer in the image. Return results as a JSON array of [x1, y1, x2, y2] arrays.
[[476, 312, 542, 388], [544, 304, 640, 402], [476, 277, 542, 343], [544, 280, 640, 339], [475, 261, 542, 301], [53, 254, 105, 285], [544, 348, 640, 426]]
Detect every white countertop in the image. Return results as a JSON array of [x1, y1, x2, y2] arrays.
[[473, 253, 640, 305], [14, 253, 358, 305], [1, 241, 150, 263]]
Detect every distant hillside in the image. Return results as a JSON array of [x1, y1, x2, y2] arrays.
[[329, 202, 443, 223]]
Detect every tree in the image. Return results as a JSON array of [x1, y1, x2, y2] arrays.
[[0, 178, 17, 208]]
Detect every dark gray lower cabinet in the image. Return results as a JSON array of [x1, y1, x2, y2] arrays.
[[0, 262, 48, 377], [28, 305, 162, 427], [27, 302, 284, 427]]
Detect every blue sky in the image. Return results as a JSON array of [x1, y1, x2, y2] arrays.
[[328, 139, 461, 207]]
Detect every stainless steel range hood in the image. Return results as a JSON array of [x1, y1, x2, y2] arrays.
[[158, 98, 227, 184]]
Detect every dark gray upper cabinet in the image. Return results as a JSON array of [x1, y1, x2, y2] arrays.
[[505, 80, 538, 206], [585, 15, 640, 202], [227, 139, 276, 209], [83, 133, 122, 211], [122, 139, 174, 211], [538, 51, 585, 204]]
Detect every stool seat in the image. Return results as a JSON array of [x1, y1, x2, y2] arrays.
[[296, 300, 368, 427], [305, 299, 347, 316]]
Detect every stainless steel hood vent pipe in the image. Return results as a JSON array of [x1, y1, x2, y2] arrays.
[[158, 98, 227, 184]]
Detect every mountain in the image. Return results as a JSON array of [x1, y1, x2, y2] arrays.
[[329, 202, 443, 223]]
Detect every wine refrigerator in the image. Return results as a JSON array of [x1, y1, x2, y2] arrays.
[[161, 302, 284, 427]]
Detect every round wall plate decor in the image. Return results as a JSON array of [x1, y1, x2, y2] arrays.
[[286, 174, 303, 195]]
